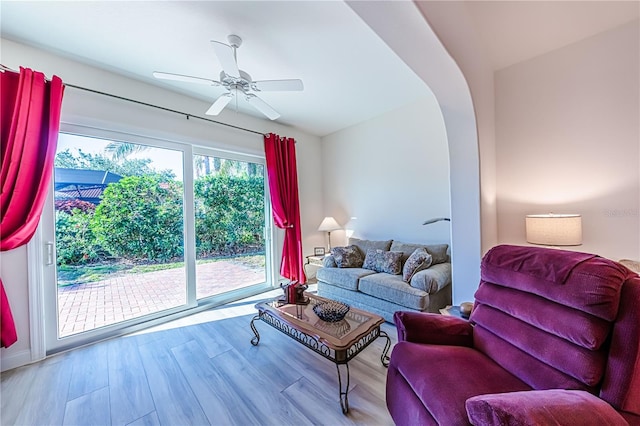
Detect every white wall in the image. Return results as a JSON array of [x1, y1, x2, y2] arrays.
[[495, 20, 640, 261], [0, 38, 322, 369], [0, 247, 31, 369], [348, 1, 483, 304], [322, 96, 451, 248], [415, 1, 498, 254]]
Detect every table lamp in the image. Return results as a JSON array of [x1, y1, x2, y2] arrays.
[[525, 214, 582, 246], [318, 216, 341, 250]]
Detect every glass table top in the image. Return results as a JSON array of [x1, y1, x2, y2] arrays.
[[257, 293, 383, 349]]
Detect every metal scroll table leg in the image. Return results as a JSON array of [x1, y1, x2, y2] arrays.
[[250, 315, 261, 346], [336, 362, 350, 414], [380, 330, 391, 367]]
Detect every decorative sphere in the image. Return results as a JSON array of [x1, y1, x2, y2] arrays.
[[460, 302, 474, 316]]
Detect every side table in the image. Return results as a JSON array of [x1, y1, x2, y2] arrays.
[[304, 254, 326, 281], [439, 305, 470, 320]]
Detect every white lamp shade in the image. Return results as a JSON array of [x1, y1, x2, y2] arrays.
[[318, 216, 341, 232], [525, 214, 582, 246]]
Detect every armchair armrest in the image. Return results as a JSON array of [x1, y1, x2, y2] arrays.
[[410, 262, 451, 293], [394, 311, 473, 347], [465, 390, 628, 426]]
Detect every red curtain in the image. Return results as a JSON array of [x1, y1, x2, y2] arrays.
[[0, 67, 65, 348], [264, 133, 306, 284]]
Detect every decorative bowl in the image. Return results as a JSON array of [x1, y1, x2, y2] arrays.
[[313, 301, 350, 322]]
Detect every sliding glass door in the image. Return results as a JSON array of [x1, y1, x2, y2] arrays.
[[42, 130, 271, 353], [193, 152, 269, 300]]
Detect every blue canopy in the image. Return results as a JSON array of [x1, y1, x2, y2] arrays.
[[54, 168, 122, 204]]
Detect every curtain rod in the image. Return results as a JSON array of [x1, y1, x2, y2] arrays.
[[1, 64, 267, 137], [65, 83, 267, 137]]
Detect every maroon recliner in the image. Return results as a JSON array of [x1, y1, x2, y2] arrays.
[[387, 245, 640, 425]]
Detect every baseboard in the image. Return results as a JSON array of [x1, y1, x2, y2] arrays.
[[0, 349, 32, 372]]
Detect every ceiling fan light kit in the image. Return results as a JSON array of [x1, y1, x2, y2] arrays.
[[153, 34, 303, 120]]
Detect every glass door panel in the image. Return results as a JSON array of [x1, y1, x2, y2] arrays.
[[53, 134, 186, 337], [193, 154, 267, 299]]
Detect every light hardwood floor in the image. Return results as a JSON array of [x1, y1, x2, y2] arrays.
[[1, 290, 397, 426]]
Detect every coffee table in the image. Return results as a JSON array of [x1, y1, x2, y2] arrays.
[[250, 293, 391, 413]]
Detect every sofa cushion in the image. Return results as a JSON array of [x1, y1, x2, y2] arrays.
[[472, 304, 608, 387], [349, 237, 392, 257], [465, 390, 628, 426], [402, 248, 433, 282], [473, 322, 599, 393], [473, 245, 629, 393], [330, 245, 364, 268], [316, 267, 374, 291], [390, 241, 449, 265], [359, 273, 429, 310], [363, 249, 403, 274], [391, 342, 530, 426], [474, 282, 611, 351], [481, 245, 627, 321], [410, 262, 451, 293]]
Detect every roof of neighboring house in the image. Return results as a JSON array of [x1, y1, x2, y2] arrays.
[[54, 168, 123, 204], [54, 168, 122, 190]]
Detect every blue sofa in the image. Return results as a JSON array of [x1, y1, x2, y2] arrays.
[[316, 238, 452, 323]]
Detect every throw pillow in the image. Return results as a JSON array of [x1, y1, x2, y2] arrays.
[[349, 237, 393, 256], [331, 245, 364, 268], [465, 390, 628, 426], [363, 249, 403, 274], [390, 241, 449, 265], [402, 248, 433, 282]]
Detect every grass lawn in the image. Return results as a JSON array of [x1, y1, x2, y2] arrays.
[[57, 253, 266, 286]]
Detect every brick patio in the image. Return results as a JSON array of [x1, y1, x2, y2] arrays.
[[57, 260, 265, 337]]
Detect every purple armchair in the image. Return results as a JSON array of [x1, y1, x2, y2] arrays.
[[387, 245, 640, 425]]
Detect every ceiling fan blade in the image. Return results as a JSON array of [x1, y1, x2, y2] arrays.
[[211, 41, 240, 78], [252, 79, 304, 92], [246, 94, 280, 120], [205, 93, 234, 115], [153, 71, 220, 86]]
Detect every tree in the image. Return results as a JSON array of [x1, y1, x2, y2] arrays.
[[104, 142, 149, 161], [54, 149, 175, 179], [91, 175, 184, 262]]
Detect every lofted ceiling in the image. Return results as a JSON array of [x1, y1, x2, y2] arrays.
[[464, 1, 640, 70], [2, 1, 638, 137]]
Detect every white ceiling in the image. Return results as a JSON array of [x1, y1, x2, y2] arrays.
[[1, 1, 432, 137], [2, 1, 638, 137]]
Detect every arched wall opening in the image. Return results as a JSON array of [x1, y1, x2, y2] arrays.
[[348, 1, 483, 303]]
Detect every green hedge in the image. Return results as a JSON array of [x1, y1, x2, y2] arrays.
[[56, 209, 105, 264], [194, 174, 265, 257], [56, 174, 266, 265], [91, 175, 184, 263]]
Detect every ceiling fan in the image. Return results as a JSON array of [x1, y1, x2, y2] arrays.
[[153, 34, 303, 120]]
